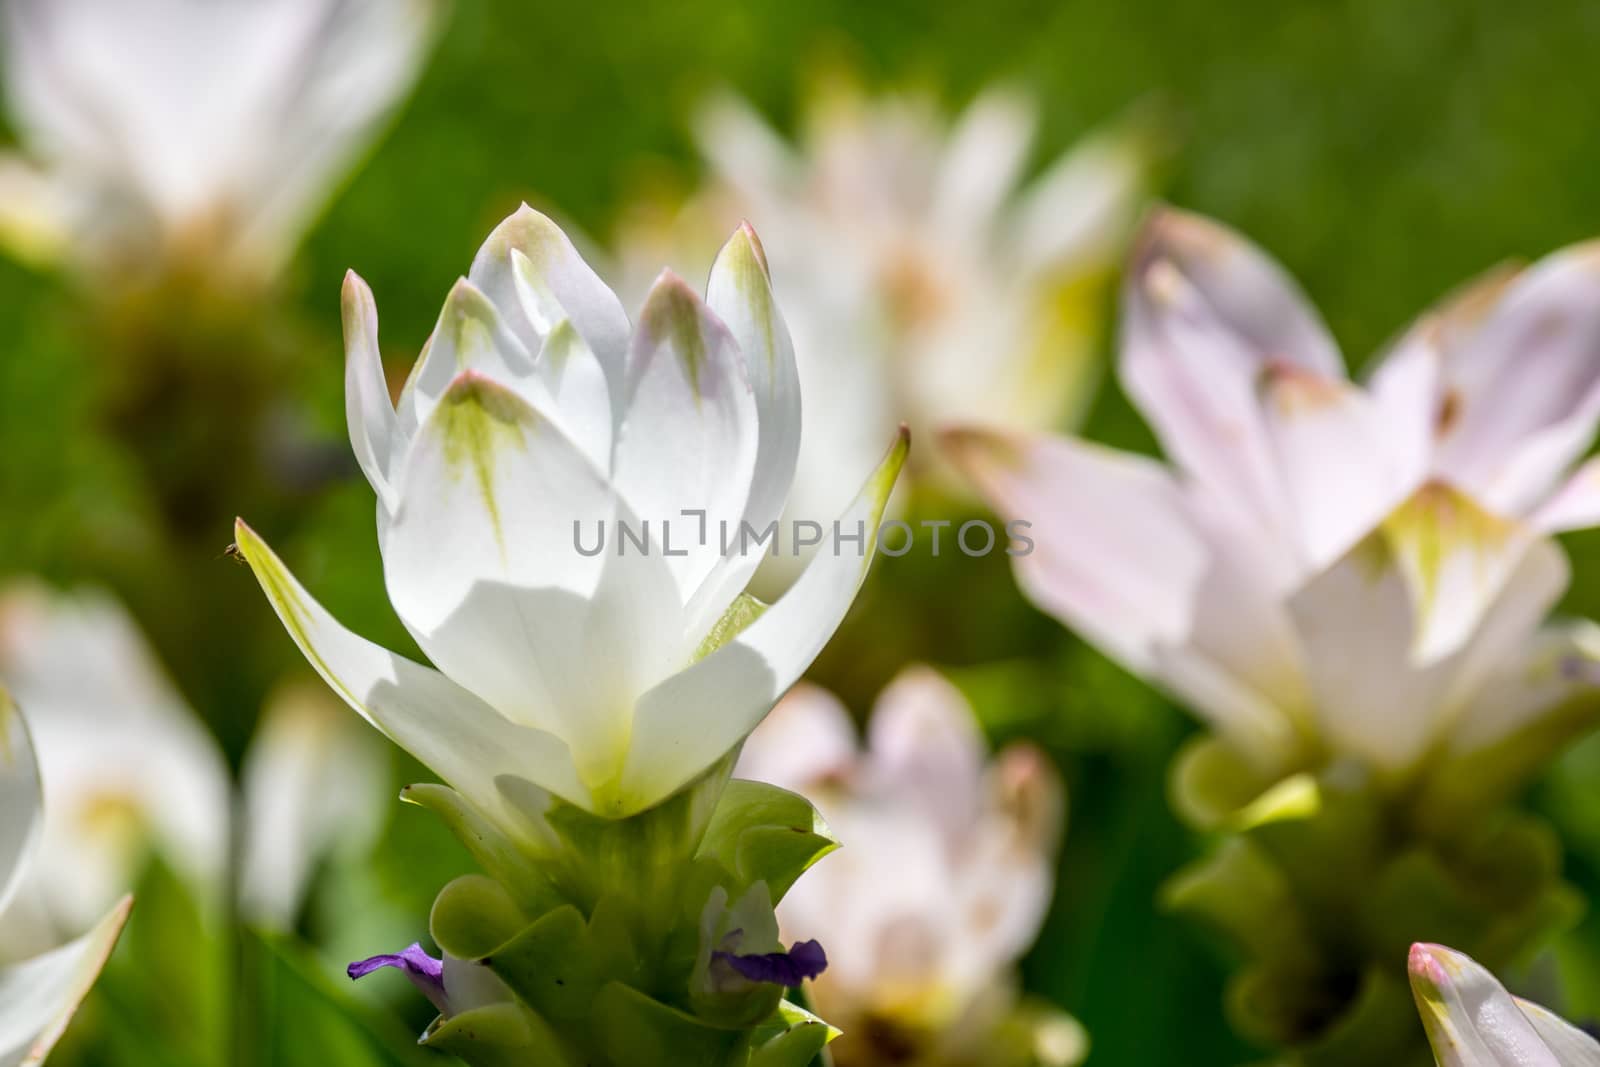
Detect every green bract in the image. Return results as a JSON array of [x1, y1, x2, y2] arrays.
[[418, 762, 840, 1067]]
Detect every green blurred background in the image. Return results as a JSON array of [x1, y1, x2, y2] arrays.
[[7, 1, 1600, 1064]]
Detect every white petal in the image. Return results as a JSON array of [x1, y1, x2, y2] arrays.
[[1432, 241, 1600, 515], [535, 319, 612, 472], [614, 271, 760, 605], [1286, 514, 1563, 776], [1384, 485, 1541, 664], [0, 896, 130, 1067], [615, 428, 908, 816], [943, 426, 1208, 674], [1146, 644, 1302, 770], [227, 0, 440, 276], [1439, 610, 1584, 760], [382, 372, 680, 789], [1127, 208, 1344, 375], [1367, 262, 1524, 494], [959, 432, 1312, 765], [233, 519, 591, 831], [1517, 999, 1600, 1065], [1409, 943, 1593, 1066], [1258, 362, 1406, 568], [735, 683, 858, 793], [1006, 117, 1149, 275], [466, 204, 631, 422], [396, 279, 546, 436], [930, 89, 1035, 238], [1532, 455, 1600, 533], [0, 693, 41, 915], [1288, 534, 1451, 775], [692, 91, 800, 215], [1120, 209, 1343, 533], [866, 666, 986, 837], [342, 270, 399, 507], [691, 225, 802, 625], [1366, 329, 1441, 494]]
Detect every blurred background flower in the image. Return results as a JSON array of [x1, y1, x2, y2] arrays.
[[0, 0, 440, 284], [0, 583, 229, 949], [947, 210, 1600, 814], [740, 666, 1081, 1067], [0, 690, 130, 1067], [947, 209, 1600, 1060], [618, 71, 1151, 592]]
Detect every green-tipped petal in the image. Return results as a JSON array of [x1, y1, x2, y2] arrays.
[[467, 203, 632, 415], [1409, 942, 1600, 1065], [616, 427, 909, 814], [232, 518, 590, 831], [694, 224, 802, 623], [342, 270, 400, 509], [382, 371, 680, 796], [614, 270, 761, 609], [1382, 484, 1547, 665]]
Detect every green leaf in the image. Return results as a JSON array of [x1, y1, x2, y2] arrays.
[[250, 931, 439, 1067]]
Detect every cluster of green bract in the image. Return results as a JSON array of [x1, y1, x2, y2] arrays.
[[404, 755, 841, 1067], [1166, 752, 1577, 1066]]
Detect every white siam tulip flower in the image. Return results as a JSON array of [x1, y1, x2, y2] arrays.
[[738, 667, 1078, 1064], [0, 690, 130, 1067], [947, 208, 1600, 794], [1409, 943, 1600, 1066], [618, 78, 1147, 589], [0, 0, 439, 280], [236, 206, 908, 830], [0, 583, 229, 943]]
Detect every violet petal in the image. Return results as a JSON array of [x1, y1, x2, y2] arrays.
[[348, 942, 450, 1015], [714, 939, 828, 987]]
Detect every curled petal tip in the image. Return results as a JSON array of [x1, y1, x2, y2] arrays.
[[1408, 942, 1452, 988], [734, 220, 770, 274]]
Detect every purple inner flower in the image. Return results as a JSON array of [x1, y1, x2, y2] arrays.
[[714, 939, 828, 987], [348, 942, 450, 1015]]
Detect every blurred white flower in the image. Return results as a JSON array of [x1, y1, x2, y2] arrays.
[[0, 0, 440, 280], [1409, 943, 1600, 1065], [0, 689, 130, 1067], [0, 582, 383, 941], [236, 206, 907, 827], [618, 78, 1149, 591], [948, 209, 1600, 792], [0, 583, 229, 943], [738, 666, 1078, 1065], [239, 680, 386, 930]]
